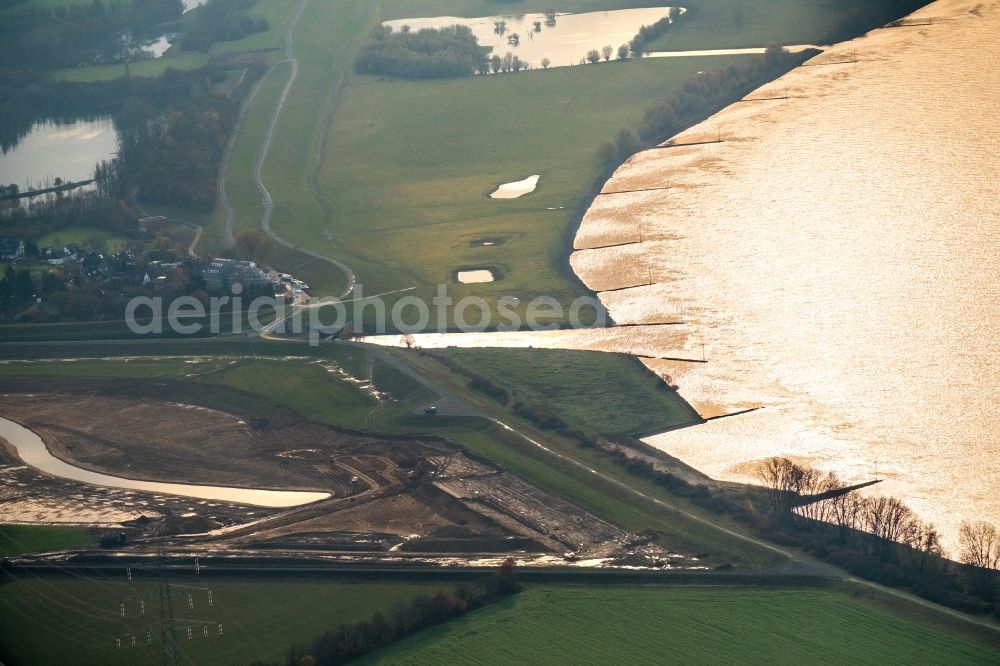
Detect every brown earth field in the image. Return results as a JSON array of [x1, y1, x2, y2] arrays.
[[0, 378, 695, 566]]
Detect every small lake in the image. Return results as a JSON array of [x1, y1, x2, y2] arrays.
[[384, 7, 678, 70], [0, 118, 117, 190], [0, 416, 330, 508], [143, 34, 173, 58], [182, 0, 208, 12], [457, 269, 496, 283], [491, 174, 539, 199]]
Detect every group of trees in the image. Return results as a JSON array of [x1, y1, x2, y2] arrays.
[[176, 0, 268, 52], [118, 91, 239, 211], [754, 457, 1000, 614], [597, 47, 809, 166], [628, 7, 682, 54], [255, 561, 522, 666], [959, 520, 1000, 600], [756, 457, 944, 562], [0, 0, 183, 74], [355, 25, 486, 79]]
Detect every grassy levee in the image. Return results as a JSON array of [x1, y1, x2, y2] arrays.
[[216, 0, 381, 296], [370, 347, 782, 567], [357, 584, 1000, 665], [254, 0, 393, 294], [0, 572, 450, 666], [432, 347, 699, 435], [0, 525, 92, 557]]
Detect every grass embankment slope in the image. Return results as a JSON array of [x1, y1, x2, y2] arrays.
[[434, 347, 698, 434], [217, 0, 380, 296], [0, 574, 449, 666], [360, 585, 1000, 665]]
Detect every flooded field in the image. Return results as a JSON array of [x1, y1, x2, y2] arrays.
[[384, 8, 677, 70], [0, 117, 116, 188], [143, 34, 173, 58], [571, 0, 1000, 549]]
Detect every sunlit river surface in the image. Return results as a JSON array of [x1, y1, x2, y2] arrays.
[[573, 0, 1000, 551], [373, 0, 1000, 550]]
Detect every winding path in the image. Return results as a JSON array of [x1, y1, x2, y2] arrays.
[[218, 0, 356, 299]]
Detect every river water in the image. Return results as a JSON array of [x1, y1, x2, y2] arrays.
[[571, 0, 1000, 551]]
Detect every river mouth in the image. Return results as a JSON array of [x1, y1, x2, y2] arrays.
[[384, 8, 679, 70], [0, 416, 330, 508]]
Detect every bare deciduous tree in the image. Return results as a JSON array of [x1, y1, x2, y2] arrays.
[[959, 520, 1000, 596]]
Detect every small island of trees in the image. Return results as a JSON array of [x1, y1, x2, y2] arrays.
[[355, 25, 486, 79]]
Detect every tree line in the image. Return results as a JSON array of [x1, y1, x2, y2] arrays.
[[252, 560, 522, 666], [355, 24, 486, 79], [597, 47, 810, 166], [0, 0, 183, 74], [176, 0, 269, 53], [627, 7, 682, 54], [753, 457, 1000, 615]]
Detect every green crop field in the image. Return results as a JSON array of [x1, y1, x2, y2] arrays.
[[0, 525, 92, 557], [360, 585, 1000, 665], [437, 348, 699, 434], [0, 574, 449, 666]]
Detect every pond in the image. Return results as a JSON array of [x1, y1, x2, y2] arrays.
[[182, 0, 208, 12], [456, 269, 496, 283], [491, 174, 539, 199], [0, 415, 330, 508], [0, 117, 117, 190], [384, 7, 678, 70], [143, 34, 174, 58]]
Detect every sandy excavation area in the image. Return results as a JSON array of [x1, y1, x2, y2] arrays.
[[0, 378, 695, 564]]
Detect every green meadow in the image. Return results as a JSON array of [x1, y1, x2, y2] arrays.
[[0, 574, 448, 666], [0, 525, 93, 557], [360, 585, 1000, 665]]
